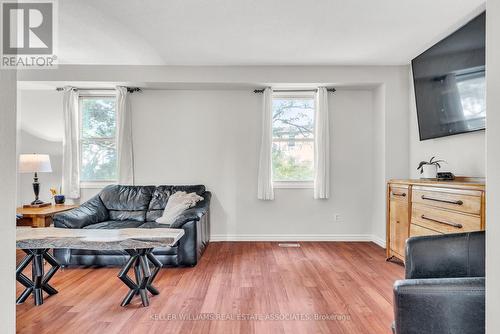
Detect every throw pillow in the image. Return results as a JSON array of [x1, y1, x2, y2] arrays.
[[156, 191, 203, 225]]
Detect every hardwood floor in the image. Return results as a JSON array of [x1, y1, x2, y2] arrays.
[[16, 242, 403, 334]]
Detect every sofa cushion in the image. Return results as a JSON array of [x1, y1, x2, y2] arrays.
[[171, 185, 205, 195], [53, 195, 109, 229], [147, 186, 173, 211], [99, 185, 156, 222], [83, 220, 144, 229], [146, 185, 205, 222]]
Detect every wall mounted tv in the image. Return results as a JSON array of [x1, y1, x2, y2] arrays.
[[412, 12, 485, 141]]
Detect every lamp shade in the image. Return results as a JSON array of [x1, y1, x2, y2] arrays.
[[18, 154, 52, 173]]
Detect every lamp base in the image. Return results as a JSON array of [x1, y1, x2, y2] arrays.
[[31, 199, 45, 205]]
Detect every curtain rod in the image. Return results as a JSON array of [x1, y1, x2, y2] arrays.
[[54, 87, 334, 94], [253, 88, 336, 93], [55, 87, 141, 93]]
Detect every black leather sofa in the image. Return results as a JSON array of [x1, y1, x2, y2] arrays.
[[53, 184, 211, 267], [392, 231, 485, 334]]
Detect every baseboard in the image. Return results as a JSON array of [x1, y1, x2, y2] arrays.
[[370, 235, 386, 249], [211, 233, 386, 248]]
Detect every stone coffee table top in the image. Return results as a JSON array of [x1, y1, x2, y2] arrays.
[[16, 227, 184, 250]]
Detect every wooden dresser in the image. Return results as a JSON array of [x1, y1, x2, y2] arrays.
[[386, 177, 485, 262]]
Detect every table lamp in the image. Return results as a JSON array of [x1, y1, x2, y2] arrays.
[[18, 154, 52, 207]]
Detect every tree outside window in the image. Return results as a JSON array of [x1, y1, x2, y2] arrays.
[[79, 95, 118, 182], [272, 96, 315, 182]]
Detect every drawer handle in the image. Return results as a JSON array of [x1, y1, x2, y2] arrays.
[[421, 195, 463, 206], [392, 192, 406, 197], [421, 215, 463, 229]]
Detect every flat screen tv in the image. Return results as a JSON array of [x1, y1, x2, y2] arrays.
[[412, 12, 485, 141]]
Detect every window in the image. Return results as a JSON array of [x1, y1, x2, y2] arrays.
[[272, 93, 315, 187], [79, 94, 118, 183], [456, 71, 486, 121]]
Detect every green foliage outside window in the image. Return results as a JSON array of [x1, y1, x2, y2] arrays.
[[272, 98, 315, 182], [272, 148, 314, 181], [80, 97, 118, 181]]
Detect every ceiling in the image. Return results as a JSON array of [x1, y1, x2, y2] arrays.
[[57, 0, 485, 66]]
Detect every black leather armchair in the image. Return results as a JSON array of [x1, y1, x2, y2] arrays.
[[392, 231, 485, 334], [53, 185, 211, 267]]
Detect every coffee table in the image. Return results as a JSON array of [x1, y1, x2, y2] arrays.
[[16, 227, 184, 307]]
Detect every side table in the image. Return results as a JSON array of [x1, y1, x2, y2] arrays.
[[16, 205, 78, 228]]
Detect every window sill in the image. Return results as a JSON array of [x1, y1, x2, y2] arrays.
[[273, 181, 314, 189], [80, 181, 117, 189]]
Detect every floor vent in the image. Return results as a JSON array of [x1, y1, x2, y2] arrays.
[[278, 243, 301, 248]]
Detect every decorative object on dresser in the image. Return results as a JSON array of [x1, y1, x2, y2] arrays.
[[18, 154, 53, 207], [16, 227, 184, 306], [16, 204, 78, 228], [386, 177, 485, 263], [416, 156, 445, 179], [436, 172, 455, 181]]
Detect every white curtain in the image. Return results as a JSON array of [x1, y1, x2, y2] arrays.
[[62, 87, 80, 199], [257, 87, 274, 200], [116, 86, 135, 185], [314, 87, 330, 199]]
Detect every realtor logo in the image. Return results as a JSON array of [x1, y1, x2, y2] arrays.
[[1, 0, 57, 68]]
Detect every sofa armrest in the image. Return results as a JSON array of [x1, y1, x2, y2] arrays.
[[393, 277, 484, 334], [53, 195, 109, 229], [405, 231, 485, 279], [170, 191, 211, 228]]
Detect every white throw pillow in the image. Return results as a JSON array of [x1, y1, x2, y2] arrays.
[[156, 191, 204, 225]]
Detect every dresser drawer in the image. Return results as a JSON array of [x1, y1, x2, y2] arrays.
[[412, 186, 481, 215], [410, 223, 442, 237], [411, 203, 481, 234], [390, 185, 409, 201]]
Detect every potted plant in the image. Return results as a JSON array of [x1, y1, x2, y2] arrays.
[[417, 156, 445, 179], [50, 187, 65, 204]]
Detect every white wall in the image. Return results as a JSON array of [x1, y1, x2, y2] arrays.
[[370, 85, 387, 244], [17, 90, 64, 205], [486, 1, 500, 332], [0, 70, 17, 334], [408, 68, 486, 178], [134, 89, 376, 238]]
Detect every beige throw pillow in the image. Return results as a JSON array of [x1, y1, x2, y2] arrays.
[[156, 191, 204, 225]]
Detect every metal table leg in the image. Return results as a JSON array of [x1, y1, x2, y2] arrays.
[[118, 248, 161, 307], [16, 249, 60, 305]]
